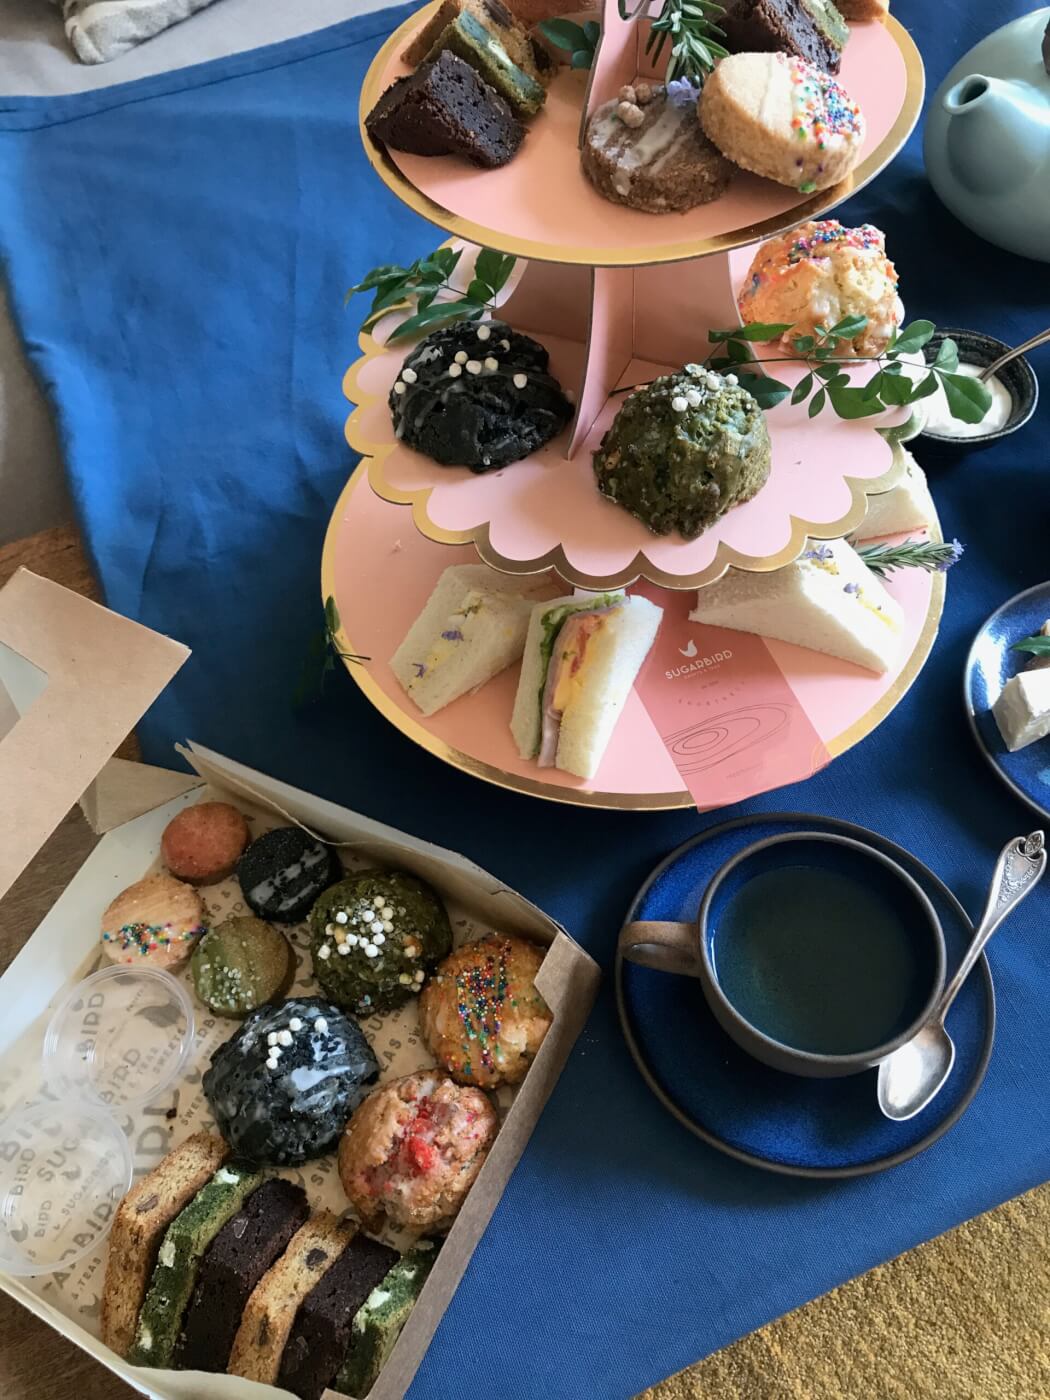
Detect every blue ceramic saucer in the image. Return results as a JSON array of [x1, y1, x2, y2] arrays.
[[616, 814, 995, 1178], [965, 582, 1050, 822]]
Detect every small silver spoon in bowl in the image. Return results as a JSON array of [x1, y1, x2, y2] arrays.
[[877, 832, 1046, 1122], [979, 326, 1050, 381]]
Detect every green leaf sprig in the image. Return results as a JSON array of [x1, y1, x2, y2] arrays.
[[294, 596, 369, 708], [704, 318, 994, 423], [629, 0, 729, 84], [347, 245, 517, 343], [856, 538, 964, 579], [538, 18, 599, 69], [1012, 634, 1050, 658]]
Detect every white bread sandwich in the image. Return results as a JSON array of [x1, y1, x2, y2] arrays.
[[392, 565, 556, 717], [689, 539, 903, 674], [851, 448, 936, 542], [511, 592, 663, 779]]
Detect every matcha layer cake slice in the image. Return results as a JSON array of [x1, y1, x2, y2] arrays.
[[173, 1177, 309, 1373], [100, 1131, 229, 1359], [425, 11, 545, 118], [335, 1244, 439, 1398], [126, 1162, 265, 1368], [405, 0, 549, 87], [277, 1234, 399, 1400]]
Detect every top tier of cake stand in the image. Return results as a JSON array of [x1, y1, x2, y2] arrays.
[[359, 3, 924, 268]]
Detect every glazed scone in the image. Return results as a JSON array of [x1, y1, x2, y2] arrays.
[[583, 80, 733, 213], [738, 220, 902, 355], [700, 51, 865, 192], [850, 449, 935, 541], [101, 1132, 230, 1359], [419, 934, 552, 1087], [338, 1070, 498, 1231], [227, 1211, 357, 1385]]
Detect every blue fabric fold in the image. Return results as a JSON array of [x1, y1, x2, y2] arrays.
[[1, 4, 1048, 1396]]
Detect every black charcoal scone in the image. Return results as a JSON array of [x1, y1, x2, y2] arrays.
[[389, 319, 573, 473], [202, 997, 379, 1166], [237, 827, 340, 923]]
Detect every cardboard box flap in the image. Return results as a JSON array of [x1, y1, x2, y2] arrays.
[[0, 570, 190, 900]]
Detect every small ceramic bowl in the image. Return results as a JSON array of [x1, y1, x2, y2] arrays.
[[919, 328, 1038, 451], [698, 833, 946, 1078]]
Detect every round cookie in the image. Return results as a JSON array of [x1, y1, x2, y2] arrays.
[[162, 802, 250, 884], [338, 1070, 497, 1231], [309, 872, 453, 1017], [418, 934, 552, 1088], [582, 79, 733, 213], [101, 873, 207, 970], [738, 219, 902, 355], [237, 827, 340, 923], [191, 916, 294, 1018], [699, 51, 865, 193], [389, 319, 573, 474], [202, 996, 378, 1166], [593, 365, 771, 539]]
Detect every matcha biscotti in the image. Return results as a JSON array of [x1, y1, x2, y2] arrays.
[[336, 1245, 440, 1397]]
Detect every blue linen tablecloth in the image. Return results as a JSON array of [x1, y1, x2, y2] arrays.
[[1, 4, 1048, 1396]]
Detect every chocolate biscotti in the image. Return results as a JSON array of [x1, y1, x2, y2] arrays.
[[336, 1244, 440, 1398]]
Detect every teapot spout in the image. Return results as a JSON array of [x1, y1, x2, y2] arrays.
[[942, 74, 1045, 197]]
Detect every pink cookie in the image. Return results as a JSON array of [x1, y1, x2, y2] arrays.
[[101, 873, 207, 970], [161, 802, 250, 885]]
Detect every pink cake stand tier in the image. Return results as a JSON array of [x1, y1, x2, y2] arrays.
[[361, 6, 923, 265], [322, 467, 944, 810]]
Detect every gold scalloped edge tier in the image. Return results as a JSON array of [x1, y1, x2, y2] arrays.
[[343, 332, 916, 592], [358, 7, 925, 268], [321, 464, 945, 810]]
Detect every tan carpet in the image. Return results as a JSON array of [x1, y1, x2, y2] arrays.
[[644, 1179, 1050, 1400]]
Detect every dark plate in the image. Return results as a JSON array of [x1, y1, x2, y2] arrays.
[[616, 814, 995, 1178], [965, 582, 1050, 823]]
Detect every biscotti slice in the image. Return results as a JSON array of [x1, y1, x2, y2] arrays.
[[277, 1234, 400, 1400], [100, 1131, 229, 1359], [127, 1162, 265, 1368], [366, 51, 524, 169], [335, 1244, 439, 1398], [425, 11, 546, 117], [173, 1177, 309, 1373], [405, 0, 548, 87], [227, 1210, 357, 1386]]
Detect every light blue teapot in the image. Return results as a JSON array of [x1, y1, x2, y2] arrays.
[[924, 7, 1050, 262]]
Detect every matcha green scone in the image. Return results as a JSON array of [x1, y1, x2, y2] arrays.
[[126, 1162, 265, 1368], [310, 872, 453, 1016], [335, 1245, 439, 1397], [426, 12, 545, 118], [593, 366, 772, 539], [191, 916, 293, 1018]]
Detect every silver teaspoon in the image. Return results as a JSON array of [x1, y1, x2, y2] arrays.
[[979, 326, 1050, 382], [877, 832, 1046, 1122]]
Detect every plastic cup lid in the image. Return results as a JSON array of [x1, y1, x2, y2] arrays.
[[42, 965, 195, 1112], [0, 1099, 133, 1276]]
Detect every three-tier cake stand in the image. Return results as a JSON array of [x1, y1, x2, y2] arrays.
[[322, 0, 933, 809]]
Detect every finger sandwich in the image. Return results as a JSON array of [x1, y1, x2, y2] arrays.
[[689, 538, 903, 674]]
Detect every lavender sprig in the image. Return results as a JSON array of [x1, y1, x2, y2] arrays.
[[857, 538, 964, 580]]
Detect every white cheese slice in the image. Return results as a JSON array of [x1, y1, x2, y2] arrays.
[[992, 669, 1050, 751]]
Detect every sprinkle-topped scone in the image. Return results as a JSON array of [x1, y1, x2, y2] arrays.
[[191, 915, 294, 1018], [418, 933, 552, 1087], [389, 319, 573, 473], [339, 1070, 498, 1231], [309, 872, 453, 1016], [699, 51, 866, 193], [582, 79, 733, 213], [100, 872, 206, 970], [738, 220, 902, 355], [203, 997, 379, 1165]]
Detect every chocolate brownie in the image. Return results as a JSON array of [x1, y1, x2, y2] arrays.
[[237, 826, 339, 923], [173, 1178, 309, 1373], [389, 319, 573, 472], [366, 51, 523, 170], [277, 1235, 399, 1400], [720, 0, 848, 74]]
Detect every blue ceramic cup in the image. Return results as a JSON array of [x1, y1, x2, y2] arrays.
[[620, 832, 946, 1078]]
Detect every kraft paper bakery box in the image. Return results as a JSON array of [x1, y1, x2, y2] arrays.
[[0, 570, 600, 1400]]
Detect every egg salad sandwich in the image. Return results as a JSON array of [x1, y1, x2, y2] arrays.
[[689, 538, 903, 674], [511, 592, 663, 779], [392, 565, 556, 717], [850, 447, 936, 542]]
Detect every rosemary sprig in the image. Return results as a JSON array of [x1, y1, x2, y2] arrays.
[[856, 539, 964, 579], [347, 246, 517, 342], [642, 0, 728, 84], [294, 597, 369, 708]]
